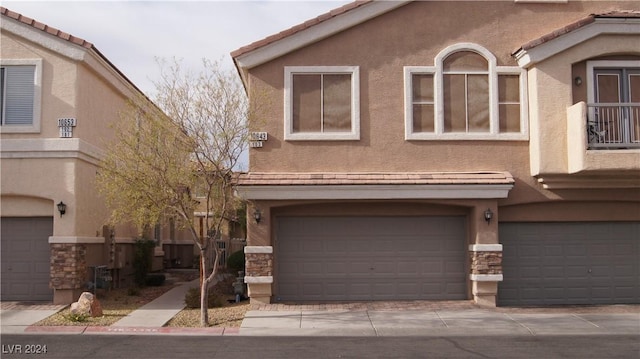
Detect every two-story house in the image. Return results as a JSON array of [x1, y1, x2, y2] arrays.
[[233, 0, 639, 306], [0, 7, 195, 304]]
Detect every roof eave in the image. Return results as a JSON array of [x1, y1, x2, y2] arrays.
[[514, 16, 640, 69], [232, 0, 411, 89]]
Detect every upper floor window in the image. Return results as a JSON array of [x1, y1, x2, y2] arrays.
[[0, 59, 42, 133], [284, 66, 360, 141], [586, 60, 640, 149], [405, 43, 527, 140]]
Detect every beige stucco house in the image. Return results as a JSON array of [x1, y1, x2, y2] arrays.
[[0, 7, 199, 304], [233, 0, 640, 306]]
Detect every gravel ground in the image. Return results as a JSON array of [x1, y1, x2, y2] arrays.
[[33, 270, 251, 328], [34, 285, 179, 326], [166, 302, 250, 327]]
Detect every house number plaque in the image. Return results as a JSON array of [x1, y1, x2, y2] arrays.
[[58, 118, 77, 138], [249, 131, 268, 148]]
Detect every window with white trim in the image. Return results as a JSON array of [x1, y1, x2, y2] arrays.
[[284, 66, 360, 140], [0, 59, 42, 133], [404, 43, 527, 140]]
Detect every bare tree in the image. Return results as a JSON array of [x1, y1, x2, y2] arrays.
[[97, 59, 248, 326]]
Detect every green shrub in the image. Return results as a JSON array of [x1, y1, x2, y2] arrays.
[[145, 273, 166, 287], [133, 238, 155, 287], [227, 250, 245, 273], [64, 312, 89, 322], [184, 287, 226, 309]]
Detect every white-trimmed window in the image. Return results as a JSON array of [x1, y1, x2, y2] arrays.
[[284, 66, 360, 141], [404, 43, 527, 140], [0, 59, 42, 133]]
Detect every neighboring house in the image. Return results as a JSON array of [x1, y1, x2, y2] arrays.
[[0, 7, 193, 304], [233, 0, 640, 306]]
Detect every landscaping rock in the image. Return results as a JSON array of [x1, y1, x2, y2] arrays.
[[70, 292, 103, 317]]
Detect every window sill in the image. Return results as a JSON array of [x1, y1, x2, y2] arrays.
[[405, 133, 528, 141], [0, 124, 40, 133], [284, 132, 360, 141]]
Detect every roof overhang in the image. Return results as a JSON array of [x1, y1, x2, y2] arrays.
[[232, 1, 410, 87], [1, 7, 146, 99], [513, 15, 640, 69], [236, 172, 514, 200]]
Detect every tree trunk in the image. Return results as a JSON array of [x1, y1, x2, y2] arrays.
[[199, 252, 209, 327]]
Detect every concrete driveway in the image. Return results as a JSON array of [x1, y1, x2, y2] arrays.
[[240, 301, 640, 336]]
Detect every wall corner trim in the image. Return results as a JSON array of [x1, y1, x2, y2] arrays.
[[244, 246, 273, 254], [244, 276, 273, 284], [468, 244, 503, 252], [48, 236, 105, 244], [470, 274, 504, 282]]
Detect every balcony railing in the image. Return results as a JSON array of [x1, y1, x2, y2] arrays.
[[587, 103, 640, 149]]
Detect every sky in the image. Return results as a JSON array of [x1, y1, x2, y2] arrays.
[[3, 0, 352, 95]]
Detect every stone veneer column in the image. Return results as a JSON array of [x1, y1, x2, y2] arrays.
[[244, 246, 273, 304], [469, 244, 503, 307], [50, 243, 87, 305]]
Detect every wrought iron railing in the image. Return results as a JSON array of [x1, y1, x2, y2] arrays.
[[587, 103, 640, 149]]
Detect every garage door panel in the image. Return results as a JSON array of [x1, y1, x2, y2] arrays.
[[499, 222, 639, 306], [1, 217, 53, 301], [277, 216, 466, 301]]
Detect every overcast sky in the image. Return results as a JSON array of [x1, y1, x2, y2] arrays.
[[3, 0, 352, 95]]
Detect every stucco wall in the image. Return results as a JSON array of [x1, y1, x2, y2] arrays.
[[245, 0, 640, 208], [0, 30, 79, 140]]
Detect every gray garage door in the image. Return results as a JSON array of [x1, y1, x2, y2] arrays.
[[276, 216, 467, 301], [1, 217, 53, 301], [499, 222, 640, 306]]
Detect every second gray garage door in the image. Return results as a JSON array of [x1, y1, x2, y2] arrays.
[[276, 216, 467, 301], [499, 222, 640, 306]]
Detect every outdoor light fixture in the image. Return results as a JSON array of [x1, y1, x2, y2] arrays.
[[253, 208, 262, 224], [484, 208, 493, 224], [574, 76, 582, 86], [57, 201, 67, 217]]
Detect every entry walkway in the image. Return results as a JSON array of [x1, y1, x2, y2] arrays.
[[112, 278, 200, 327]]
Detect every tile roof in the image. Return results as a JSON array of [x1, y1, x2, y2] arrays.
[[1, 6, 94, 49], [515, 10, 640, 54], [230, 0, 372, 58], [1, 6, 147, 98], [237, 172, 515, 186]]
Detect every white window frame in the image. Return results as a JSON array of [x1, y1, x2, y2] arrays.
[[284, 66, 360, 141], [404, 43, 528, 140], [0, 59, 42, 133]]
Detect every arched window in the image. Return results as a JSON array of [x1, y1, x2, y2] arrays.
[[404, 43, 527, 140], [443, 51, 490, 133]]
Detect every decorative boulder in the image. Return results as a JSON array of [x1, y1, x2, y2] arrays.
[[70, 292, 103, 317]]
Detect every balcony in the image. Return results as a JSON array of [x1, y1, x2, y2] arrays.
[[587, 103, 640, 149], [565, 102, 640, 181]]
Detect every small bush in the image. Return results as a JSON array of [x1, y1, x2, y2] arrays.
[[145, 274, 166, 287], [133, 238, 155, 287], [227, 250, 245, 273], [64, 312, 89, 322], [127, 287, 140, 296], [184, 287, 226, 309]]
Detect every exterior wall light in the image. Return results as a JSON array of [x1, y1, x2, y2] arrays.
[[574, 76, 582, 86], [484, 208, 493, 224], [253, 208, 262, 224], [57, 201, 67, 217]]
